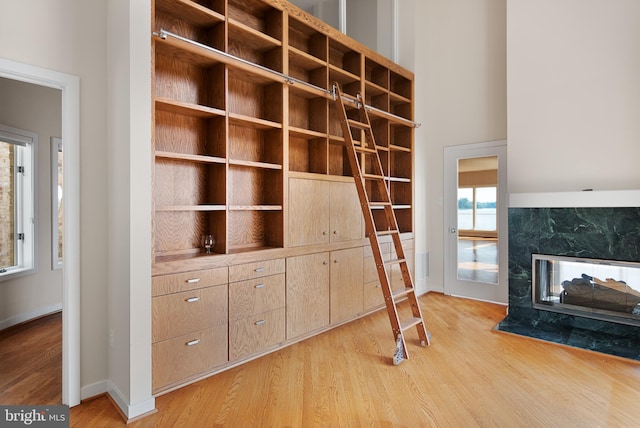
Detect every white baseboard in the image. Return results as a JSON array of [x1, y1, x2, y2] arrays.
[[80, 380, 109, 401], [0, 303, 62, 331], [108, 381, 156, 420]]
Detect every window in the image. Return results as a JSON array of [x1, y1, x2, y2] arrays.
[[0, 124, 36, 279], [458, 186, 497, 232], [288, 0, 397, 60]]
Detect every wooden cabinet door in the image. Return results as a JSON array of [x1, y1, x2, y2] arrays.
[[286, 252, 330, 338], [329, 181, 363, 242], [330, 247, 364, 324], [289, 178, 330, 247]]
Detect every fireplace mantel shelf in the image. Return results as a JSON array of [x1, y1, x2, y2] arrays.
[[509, 189, 640, 208]]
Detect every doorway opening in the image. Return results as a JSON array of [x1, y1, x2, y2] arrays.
[[444, 141, 507, 304], [0, 58, 80, 406]]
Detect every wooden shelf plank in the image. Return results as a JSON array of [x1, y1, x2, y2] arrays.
[[155, 151, 226, 165], [157, 205, 226, 212], [365, 80, 387, 96], [228, 18, 282, 52], [329, 65, 360, 85], [156, 0, 225, 27], [229, 159, 283, 170], [289, 126, 326, 140], [389, 144, 411, 153], [389, 91, 411, 104], [388, 176, 411, 183], [229, 205, 283, 211], [289, 46, 326, 70], [229, 112, 282, 130], [288, 82, 332, 100], [155, 98, 225, 118]]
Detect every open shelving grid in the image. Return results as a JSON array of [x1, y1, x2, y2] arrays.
[[152, 0, 417, 262]]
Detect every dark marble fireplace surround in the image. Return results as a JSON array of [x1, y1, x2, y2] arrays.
[[497, 195, 640, 361]]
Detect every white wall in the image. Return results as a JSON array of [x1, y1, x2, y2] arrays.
[[0, 78, 62, 328], [400, 0, 507, 293], [507, 0, 640, 193], [0, 0, 109, 403], [106, 0, 154, 418]]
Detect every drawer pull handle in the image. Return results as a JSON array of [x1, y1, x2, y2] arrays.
[[255, 283, 266, 289], [255, 267, 265, 273], [323, 261, 328, 265], [185, 278, 200, 284], [186, 339, 200, 346], [186, 297, 200, 303], [376, 284, 382, 288], [255, 319, 266, 326]]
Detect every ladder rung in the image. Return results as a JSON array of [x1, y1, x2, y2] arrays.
[[375, 230, 399, 236], [348, 119, 371, 130], [385, 258, 406, 266], [362, 173, 385, 181], [392, 287, 415, 299], [400, 317, 423, 332], [354, 145, 377, 154], [370, 201, 392, 207]]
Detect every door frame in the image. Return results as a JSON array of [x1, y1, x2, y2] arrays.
[[0, 58, 81, 406], [443, 140, 508, 304]]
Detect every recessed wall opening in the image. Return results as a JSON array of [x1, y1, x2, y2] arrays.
[[533, 254, 640, 327]]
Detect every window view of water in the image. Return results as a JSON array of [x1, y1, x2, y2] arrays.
[[458, 208, 496, 231], [458, 187, 497, 231]]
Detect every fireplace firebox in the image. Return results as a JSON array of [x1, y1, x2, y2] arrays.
[[533, 254, 640, 327]]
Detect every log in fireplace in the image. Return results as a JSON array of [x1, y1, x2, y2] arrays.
[[533, 254, 640, 327]]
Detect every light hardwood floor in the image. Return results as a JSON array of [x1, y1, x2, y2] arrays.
[[0, 312, 62, 405], [71, 294, 640, 427]]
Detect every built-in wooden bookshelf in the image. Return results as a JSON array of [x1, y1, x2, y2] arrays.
[[151, 0, 416, 394]]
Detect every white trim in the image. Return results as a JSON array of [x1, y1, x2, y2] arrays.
[[509, 190, 640, 208], [339, 0, 347, 33], [108, 382, 156, 420], [80, 380, 108, 401], [0, 58, 81, 407], [0, 303, 62, 331], [391, 0, 398, 63]]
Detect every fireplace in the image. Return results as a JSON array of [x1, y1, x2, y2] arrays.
[[496, 190, 640, 361], [533, 254, 640, 327]]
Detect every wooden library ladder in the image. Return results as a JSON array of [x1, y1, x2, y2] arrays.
[[332, 83, 431, 365]]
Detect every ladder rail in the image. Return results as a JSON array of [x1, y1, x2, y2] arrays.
[[333, 83, 430, 364]]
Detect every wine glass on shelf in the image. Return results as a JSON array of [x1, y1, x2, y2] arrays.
[[202, 234, 215, 254]]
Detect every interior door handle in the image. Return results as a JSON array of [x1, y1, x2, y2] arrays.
[[450, 227, 457, 234]]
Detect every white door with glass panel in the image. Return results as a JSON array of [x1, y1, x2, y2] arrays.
[[444, 141, 508, 304]]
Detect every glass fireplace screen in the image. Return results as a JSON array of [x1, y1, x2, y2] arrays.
[[533, 254, 640, 326]]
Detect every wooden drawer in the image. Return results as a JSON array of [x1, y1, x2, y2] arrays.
[[364, 242, 390, 258], [364, 281, 385, 311], [229, 258, 285, 283], [153, 267, 228, 297], [152, 326, 227, 392], [229, 274, 285, 321], [392, 247, 414, 291], [229, 308, 285, 360], [364, 245, 391, 284], [390, 239, 414, 258], [153, 284, 228, 342]]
